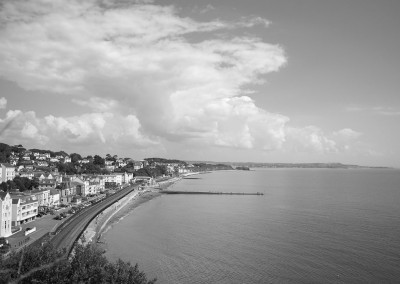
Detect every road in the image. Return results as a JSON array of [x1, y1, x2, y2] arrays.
[[50, 184, 138, 256]]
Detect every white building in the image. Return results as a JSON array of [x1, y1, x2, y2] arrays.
[[30, 188, 51, 207], [102, 174, 123, 187], [49, 189, 60, 207], [63, 156, 71, 163], [0, 163, 16, 183], [11, 194, 39, 226], [0, 192, 12, 237]]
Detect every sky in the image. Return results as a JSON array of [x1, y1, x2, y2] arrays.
[[0, 0, 399, 167]]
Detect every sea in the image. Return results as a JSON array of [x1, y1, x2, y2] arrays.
[[103, 168, 400, 283]]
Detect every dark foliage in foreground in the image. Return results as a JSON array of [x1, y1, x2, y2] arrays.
[[0, 242, 156, 284]]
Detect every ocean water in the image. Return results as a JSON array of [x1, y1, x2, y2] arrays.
[[104, 168, 400, 283]]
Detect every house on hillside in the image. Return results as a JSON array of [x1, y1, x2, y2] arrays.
[[19, 171, 34, 179], [9, 158, 18, 166], [0, 163, 16, 183], [133, 161, 143, 170], [38, 179, 57, 189], [80, 159, 90, 164], [116, 160, 127, 168], [36, 161, 49, 167], [35, 172, 54, 180], [105, 165, 115, 172], [22, 155, 31, 161], [62, 156, 71, 163]]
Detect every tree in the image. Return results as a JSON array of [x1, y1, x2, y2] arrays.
[[6, 180, 16, 191], [13, 176, 38, 191], [93, 155, 105, 166], [70, 153, 82, 164], [82, 163, 102, 174], [13, 178, 27, 191], [0, 242, 156, 284], [57, 163, 77, 175], [0, 182, 8, 192]]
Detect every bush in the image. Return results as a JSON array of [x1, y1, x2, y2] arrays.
[[0, 242, 156, 284]]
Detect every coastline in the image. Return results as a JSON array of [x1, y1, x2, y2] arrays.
[[82, 176, 183, 246]]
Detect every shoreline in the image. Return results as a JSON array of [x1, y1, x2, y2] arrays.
[[82, 176, 184, 247]]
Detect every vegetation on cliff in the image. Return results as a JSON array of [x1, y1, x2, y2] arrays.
[[0, 242, 156, 284]]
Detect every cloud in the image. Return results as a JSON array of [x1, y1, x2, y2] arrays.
[[332, 128, 362, 140], [198, 4, 215, 14], [0, 0, 369, 158], [346, 106, 400, 116], [282, 126, 366, 155], [71, 97, 119, 112], [0, 110, 157, 152], [0, 97, 6, 109], [284, 126, 337, 154], [0, 0, 288, 151]]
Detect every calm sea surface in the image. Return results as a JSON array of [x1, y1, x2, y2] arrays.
[[104, 168, 400, 283]]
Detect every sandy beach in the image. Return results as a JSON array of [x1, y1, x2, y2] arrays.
[[82, 176, 183, 246]]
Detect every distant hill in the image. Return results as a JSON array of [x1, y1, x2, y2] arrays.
[[187, 161, 390, 169]]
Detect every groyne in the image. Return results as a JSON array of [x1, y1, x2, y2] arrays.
[[161, 191, 264, 195]]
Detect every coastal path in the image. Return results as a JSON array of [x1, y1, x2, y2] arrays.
[[50, 184, 138, 256]]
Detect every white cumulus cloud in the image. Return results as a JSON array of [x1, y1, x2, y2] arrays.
[[0, 0, 367, 158], [0, 97, 6, 109]]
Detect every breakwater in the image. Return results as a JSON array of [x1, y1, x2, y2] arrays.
[[161, 191, 264, 195]]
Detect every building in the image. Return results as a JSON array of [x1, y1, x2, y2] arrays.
[[0, 163, 16, 183], [105, 160, 114, 166], [59, 182, 77, 197], [132, 176, 155, 186], [116, 160, 128, 168], [49, 189, 60, 207], [59, 182, 77, 204], [30, 188, 51, 207], [38, 178, 57, 190], [133, 161, 143, 170], [62, 156, 71, 163], [105, 165, 115, 172], [123, 172, 134, 184], [36, 161, 49, 167], [10, 194, 39, 226], [70, 177, 88, 196], [102, 174, 123, 188], [19, 171, 34, 179], [0, 192, 12, 237]]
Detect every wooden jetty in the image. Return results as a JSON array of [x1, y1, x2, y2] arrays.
[[161, 191, 263, 196]]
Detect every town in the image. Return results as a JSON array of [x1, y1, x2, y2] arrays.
[[0, 142, 233, 255]]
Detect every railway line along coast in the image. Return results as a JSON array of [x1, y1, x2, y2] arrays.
[[49, 184, 139, 257]]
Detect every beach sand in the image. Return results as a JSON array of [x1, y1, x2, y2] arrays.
[[82, 177, 183, 247]]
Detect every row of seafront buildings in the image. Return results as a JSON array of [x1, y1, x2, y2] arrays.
[[0, 164, 148, 238]]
